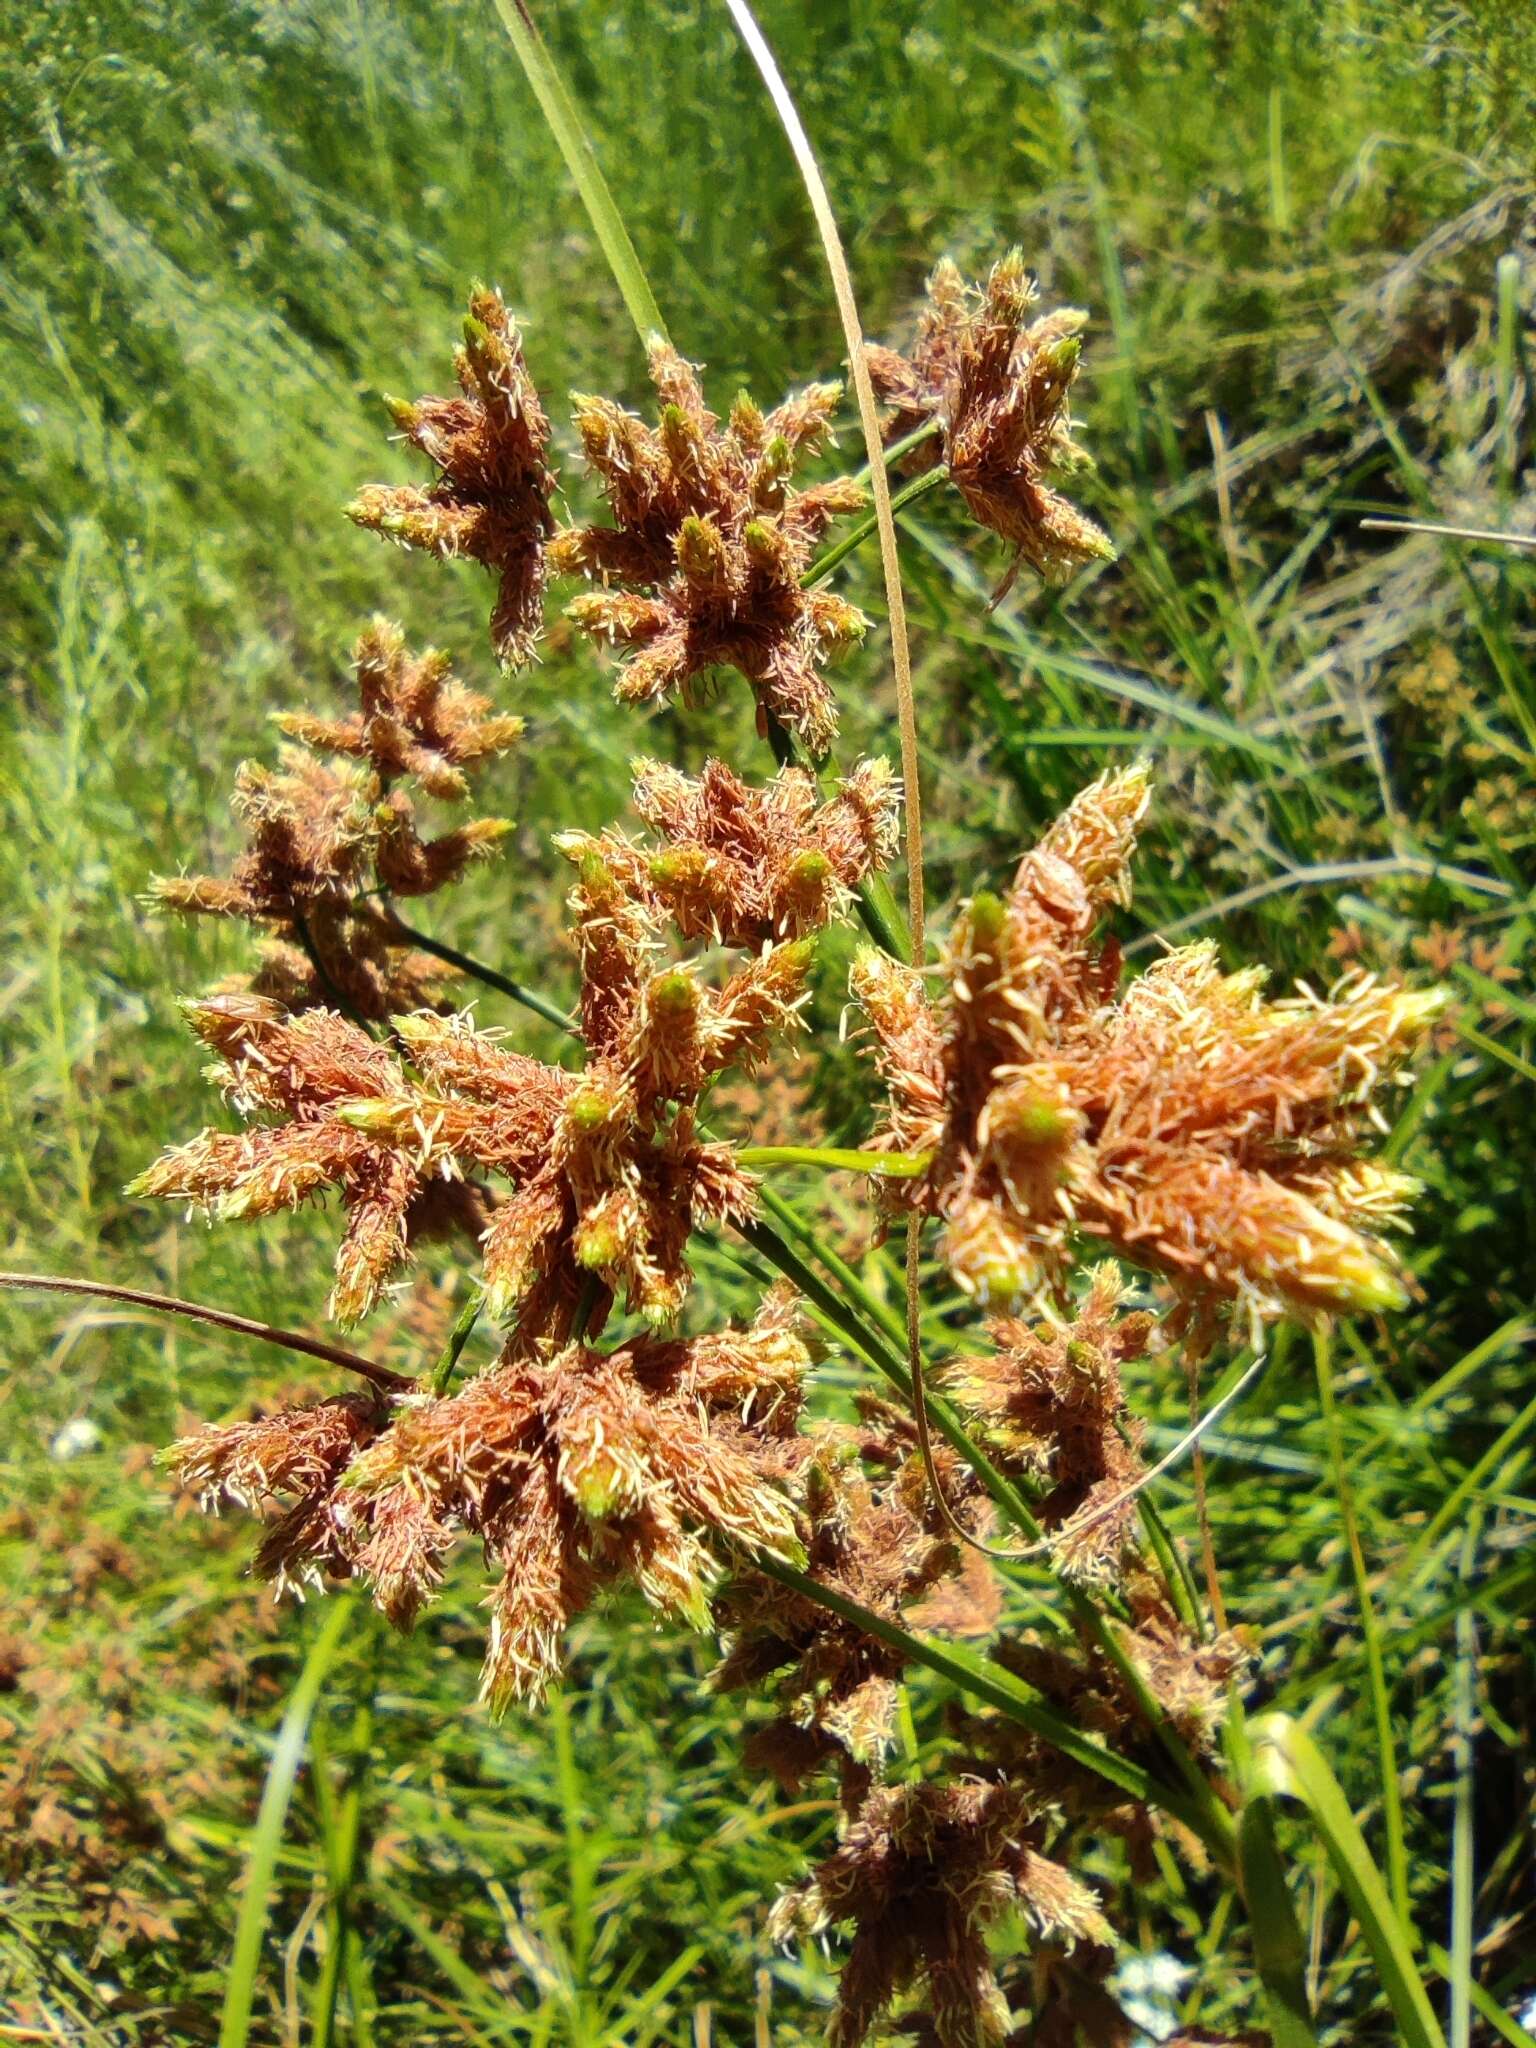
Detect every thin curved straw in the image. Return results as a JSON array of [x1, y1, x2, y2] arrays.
[[725, 2, 1035, 1561], [0, 1272, 411, 1393], [719, 12, 1257, 1577], [721, 0, 924, 959]]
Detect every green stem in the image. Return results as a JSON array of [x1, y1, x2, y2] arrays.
[[853, 871, 913, 962], [738, 1143, 931, 1177], [488, 0, 669, 347], [220, 1597, 356, 2048], [851, 416, 942, 485], [1237, 1793, 1321, 2046], [757, 1181, 907, 1351], [387, 914, 578, 1038], [1315, 1327, 1408, 1927], [803, 464, 949, 586], [1448, 1518, 1482, 2048], [431, 1290, 484, 1395]]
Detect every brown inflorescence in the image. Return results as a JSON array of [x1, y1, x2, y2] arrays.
[[117, 223, 1458, 2048], [550, 341, 868, 752], [714, 1405, 994, 1805], [557, 754, 900, 947], [770, 1776, 1110, 2048], [854, 765, 1444, 1321], [349, 286, 557, 667], [153, 618, 517, 1020], [761, 1267, 1243, 2048], [162, 1291, 812, 1706], [866, 249, 1114, 593]]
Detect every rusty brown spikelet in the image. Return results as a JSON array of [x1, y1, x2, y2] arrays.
[[854, 766, 1445, 1320], [349, 287, 556, 667], [153, 619, 518, 1020], [342, 943, 798, 1334], [770, 1777, 1110, 2048], [867, 249, 1114, 592], [161, 1295, 811, 1685], [558, 754, 899, 947], [551, 342, 867, 752]]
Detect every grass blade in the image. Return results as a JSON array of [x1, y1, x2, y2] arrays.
[[487, 0, 669, 347], [1428, 1946, 1536, 2048], [1448, 1520, 1482, 2048], [1236, 1791, 1319, 2048], [1314, 1328, 1408, 1925], [1251, 1713, 1447, 2048], [220, 1595, 356, 2048]]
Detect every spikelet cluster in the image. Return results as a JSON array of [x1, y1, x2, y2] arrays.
[[946, 1274, 1249, 1793], [770, 1776, 1110, 2048], [550, 342, 868, 752], [558, 754, 899, 946], [128, 997, 473, 1327], [163, 1292, 812, 1704], [349, 286, 556, 666], [153, 619, 517, 1019], [763, 1272, 1245, 2048], [867, 250, 1115, 590], [137, 730, 895, 1332], [714, 1404, 993, 1803], [946, 1262, 1154, 1583], [854, 766, 1444, 1320]]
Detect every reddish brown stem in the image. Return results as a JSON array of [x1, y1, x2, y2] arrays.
[[0, 1272, 412, 1393]]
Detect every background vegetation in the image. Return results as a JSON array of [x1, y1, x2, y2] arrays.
[[2, 0, 1534, 2040]]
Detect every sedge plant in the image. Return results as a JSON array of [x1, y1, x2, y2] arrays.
[[8, 5, 1498, 2043]]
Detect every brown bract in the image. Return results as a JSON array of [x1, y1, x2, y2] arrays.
[[550, 342, 868, 753], [866, 249, 1114, 592], [854, 766, 1444, 1321], [152, 618, 517, 1019], [349, 287, 557, 667], [770, 1777, 1109, 2048], [559, 754, 899, 947]]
